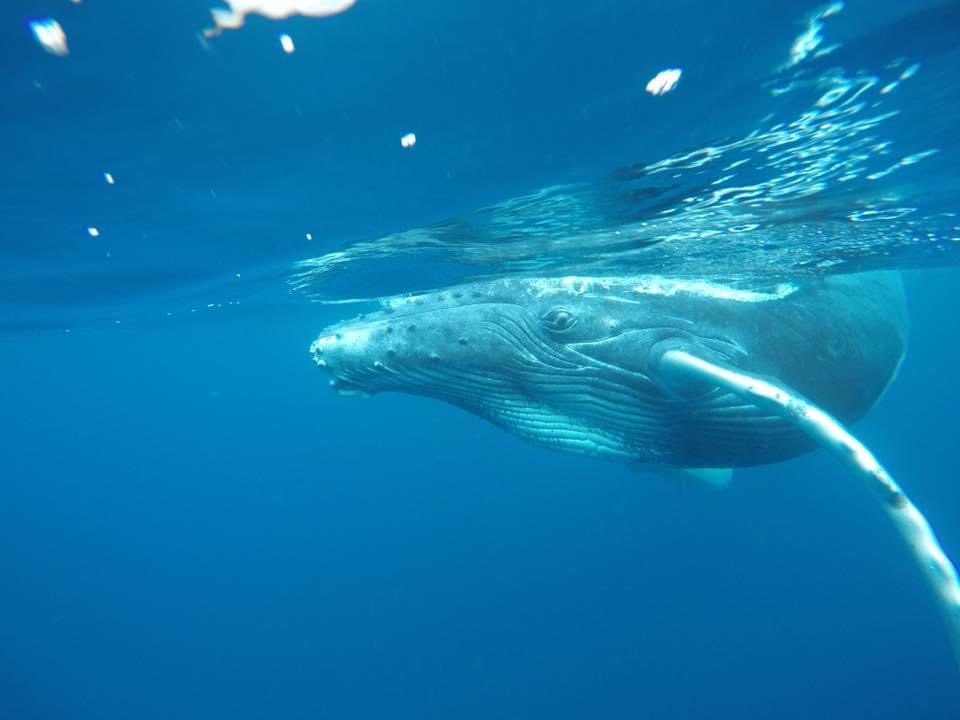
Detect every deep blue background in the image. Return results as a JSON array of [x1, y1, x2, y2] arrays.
[[2, 1, 960, 718]]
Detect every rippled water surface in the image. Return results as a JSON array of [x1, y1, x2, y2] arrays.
[[4, 1, 960, 329]]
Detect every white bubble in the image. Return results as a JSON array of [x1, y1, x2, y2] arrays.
[[29, 18, 69, 56], [87, 226, 100, 237], [645, 69, 682, 96], [400, 132, 417, 148], [206, 1, 356, 36], [280, 34, 295, 53], [104, 172, 115, 185]]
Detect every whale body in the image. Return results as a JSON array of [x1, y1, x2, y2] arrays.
[[310, 272, 907, 470]]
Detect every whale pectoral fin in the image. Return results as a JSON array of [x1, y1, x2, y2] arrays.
[[655, 348, 960, 666], [661, 467, 733, 489]]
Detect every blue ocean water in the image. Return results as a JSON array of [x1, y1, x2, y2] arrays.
[[2, 1, 960, 718]]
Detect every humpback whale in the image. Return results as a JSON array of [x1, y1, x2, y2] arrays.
[[310, 271, 960, 661]]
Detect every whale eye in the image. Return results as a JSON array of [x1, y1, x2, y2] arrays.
[[541, 306, 577, 335]]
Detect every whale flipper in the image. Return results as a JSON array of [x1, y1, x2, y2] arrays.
[[655, 347, 960, 665]]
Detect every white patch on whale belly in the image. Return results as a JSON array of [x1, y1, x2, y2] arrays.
[[528, 275, 797, 303], [629, 277, 797, 302]]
